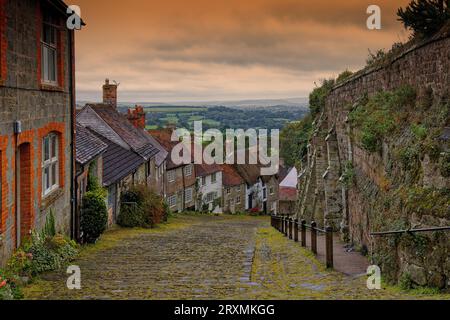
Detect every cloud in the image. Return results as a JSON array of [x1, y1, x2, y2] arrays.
[[75, 0, 411, 102]]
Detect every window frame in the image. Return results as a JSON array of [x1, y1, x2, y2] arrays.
[[42, 133, 59, 197], [184, 187, 193, 203], [184, 165, 192, 177], [167, 170, 176, 183], [168, 194, 177, 207], [211, 172, 217, 184], [41, 11, 59, 85]]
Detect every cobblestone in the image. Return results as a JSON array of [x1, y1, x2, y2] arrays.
[[23, 215, 450, 300]]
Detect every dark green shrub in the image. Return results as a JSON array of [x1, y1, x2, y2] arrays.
[[81, 190, 108, 243], [118, 185, 167, 228], [399, 272, 414, 290], [398, 0, 449, 37]]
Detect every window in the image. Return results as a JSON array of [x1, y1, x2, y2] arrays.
[[237, 185, 241, 192], [184, 165, 192, 177], [185, 188, 193, 203], [41, 12, 58, 84], [168, 195, 177, 207], [269, 187, 275, 195], [236, 196, 241, 204], [42, 133, 59, 196], [168, 170, 175, 183], [202, 176, 206, 186], [211, 172, 217, 183], [226, 187, 231, 194], [205, 192, 216, 203], [263, 188, 267, 199]]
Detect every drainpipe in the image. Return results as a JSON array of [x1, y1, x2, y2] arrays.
[[13, 121, 21, 248], [69, 30, 76, 240]]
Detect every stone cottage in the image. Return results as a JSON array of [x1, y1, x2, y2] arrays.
[[75, 124, 107, 239], [149, 128, 196, 212], [0, 0, 81, 264], [220, 164, 246, 214]]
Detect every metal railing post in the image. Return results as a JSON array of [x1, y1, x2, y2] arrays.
[[294, 219, 299, 242], [301, 220, 306, 247], [325, 226, 334, 269], [289, 218, 293, 239], [284, 217, 288, 237], [311, 221, 317, 255]]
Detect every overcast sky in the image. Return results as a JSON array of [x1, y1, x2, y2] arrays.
[[74, 0, 410, 103]]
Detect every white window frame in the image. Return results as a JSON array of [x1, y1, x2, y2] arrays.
[[205, 192, 215, 203], [42, 133, 59, 197], [185, 187, 193, 203], [168, 195, 177, 207], [211, 172, 217, 184], [270, 186, 275, 195], [226, 187, 231, 194], [167, 170, 176, 183], [236, 196, 241, 204], [184, 165, 192, 177]]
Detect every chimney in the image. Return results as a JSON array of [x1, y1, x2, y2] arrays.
[[127, 105, 146, 130], [103, 78, 118, 108]]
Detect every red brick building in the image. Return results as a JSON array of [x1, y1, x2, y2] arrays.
[[0, 0, 80, 264]]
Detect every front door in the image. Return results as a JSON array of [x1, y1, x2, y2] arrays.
[[17, 143, 32, 248]]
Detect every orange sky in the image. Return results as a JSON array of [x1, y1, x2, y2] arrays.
[[73, 0, 411, 102]]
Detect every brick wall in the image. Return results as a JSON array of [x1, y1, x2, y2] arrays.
[[0, 0, 74, 265], [127, 106, 146, 130]]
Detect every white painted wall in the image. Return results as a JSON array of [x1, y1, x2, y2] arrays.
[[197, 171, 223, 212]]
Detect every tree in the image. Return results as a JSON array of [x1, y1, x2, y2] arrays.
[[397, 0, 449, 37]]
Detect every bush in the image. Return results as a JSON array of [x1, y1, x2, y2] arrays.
[[81, 189, 108, 244], [398, 0, 449, 37], [118, 185, 167, 228], [24, 233, 78, 276]]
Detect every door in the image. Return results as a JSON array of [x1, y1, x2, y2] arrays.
[[17, 143, 32, 248]]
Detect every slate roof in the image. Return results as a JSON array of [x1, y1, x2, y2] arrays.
[[220, 165, 244, 187], [89, 130, 146, 187], [83, 104, 159, 161], [75, 124, 108, 165]]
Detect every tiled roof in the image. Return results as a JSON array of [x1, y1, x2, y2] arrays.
[[279, 186, 297, 202], [75, 124, 108, 165], [89, 130, 146, 187], [195, 163, 222, 178], [233, 164, 262, 185], [220, 165, 244, 187], [86, 104, 159, 161], [149, 128, 192, 170]]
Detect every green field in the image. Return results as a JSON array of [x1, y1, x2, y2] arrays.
[[144, 107, 208, 113]]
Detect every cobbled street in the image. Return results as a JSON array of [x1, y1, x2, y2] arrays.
[[24, 215, 450, 300]]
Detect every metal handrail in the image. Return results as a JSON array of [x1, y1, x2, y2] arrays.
[[371, 226, 450, 236]]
